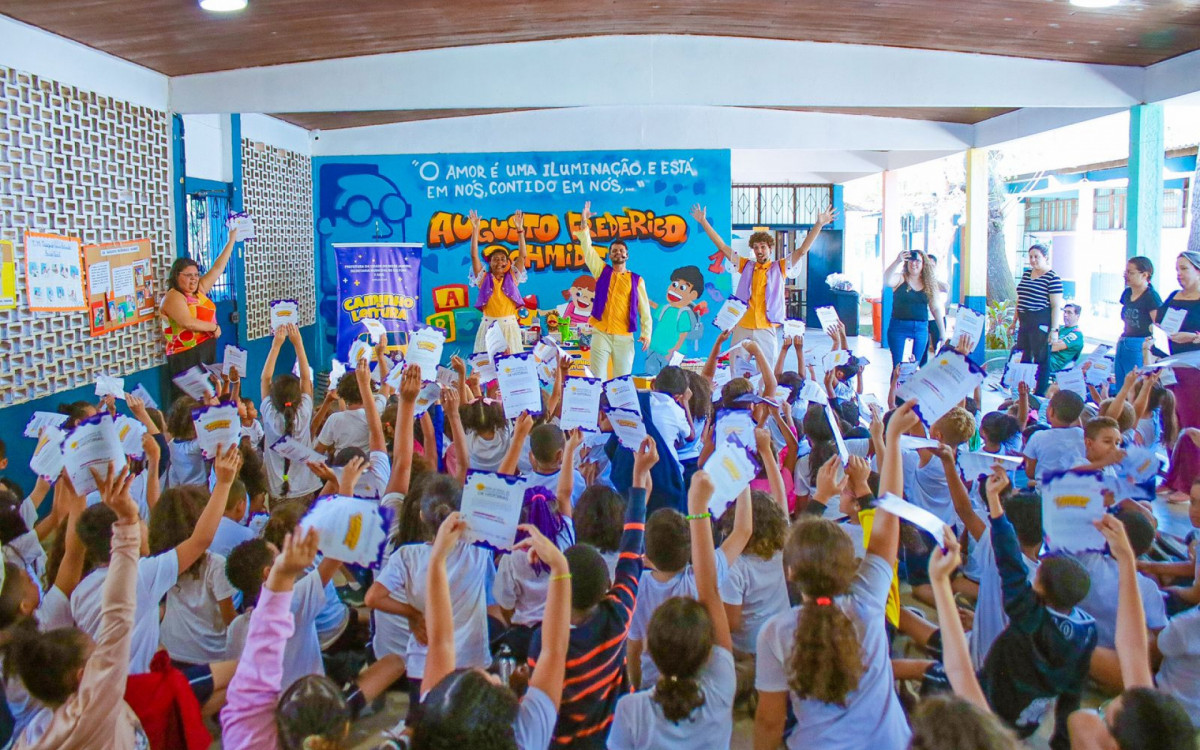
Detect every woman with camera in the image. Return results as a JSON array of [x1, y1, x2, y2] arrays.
[[882, 249, 946, 370]]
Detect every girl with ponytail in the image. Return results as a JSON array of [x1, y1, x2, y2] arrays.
[[754, 400, 922, 749], [260, 323, 321, 502], [608, 470, 736, 749]]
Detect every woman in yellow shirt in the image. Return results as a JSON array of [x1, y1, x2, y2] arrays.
[[470, 210, 529, 354]]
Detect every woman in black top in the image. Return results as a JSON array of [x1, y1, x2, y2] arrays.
[[1008, 245, 1063, 395], [1113, 256, 1162, 386], [882, 249, 945, 370]]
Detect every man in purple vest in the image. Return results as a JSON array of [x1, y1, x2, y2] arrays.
[[692, 204, 835, 368], [469, 209, 529, 354], [573, 201, 652, 378]]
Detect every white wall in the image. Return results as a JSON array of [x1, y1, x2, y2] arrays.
[[183, 114, 232, 183]]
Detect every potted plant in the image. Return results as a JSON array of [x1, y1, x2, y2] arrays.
[[984, 299, 1015, 373]]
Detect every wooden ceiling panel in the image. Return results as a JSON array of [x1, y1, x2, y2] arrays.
[[4, 0, 1200, 76], [777, 107, 1018, 124]]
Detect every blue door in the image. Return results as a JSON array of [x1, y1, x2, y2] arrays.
[[185, 191, 240, 354]]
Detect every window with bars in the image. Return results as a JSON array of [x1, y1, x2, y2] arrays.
[[1024, 196, 1078, 232], [731, 185, 834, 226], [186, 192, 235, 302], [1093, 187, 1188, 231]]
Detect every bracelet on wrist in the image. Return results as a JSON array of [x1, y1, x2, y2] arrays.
[[550, 573, 572, 582], [685, 512, 711, 521]]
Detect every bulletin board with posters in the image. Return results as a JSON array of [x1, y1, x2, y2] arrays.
[[24, 232, 86, 312], [83, 239, 156, 335]]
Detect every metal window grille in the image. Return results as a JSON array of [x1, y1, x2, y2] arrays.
[[186, 192, 235, 302], [732, 185, 834, 226]]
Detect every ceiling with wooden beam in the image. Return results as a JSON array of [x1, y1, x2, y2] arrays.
[[4, 0, 1200, 76]]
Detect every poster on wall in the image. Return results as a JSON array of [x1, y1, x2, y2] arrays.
[[314, 150, 733, 370], [0, 240, 15, 310], [24, 232, 86, 312], [83, 239, 156, 335], [334, 243, 423, 361]]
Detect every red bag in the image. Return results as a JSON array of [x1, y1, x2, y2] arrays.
[[123, 651, 211, 750]]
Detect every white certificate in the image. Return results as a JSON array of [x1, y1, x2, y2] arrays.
[[361, 317, 387, 344], [1005, 362, 1039, 391], [62, 414, 127, 496], [1084, 358, 1112, 386], [712, 367, 732, 388], [712, 296, 749, 331], [607, 408, 648, 450], [95, 374, 125, 400], [114, 416, 146, 458], [1055, 366, 1087, 396], [1160, 367, 1178, 386], [485, 322, 509, 360], [896, 351, 986, 425], [413, 381, 442, 417], [1085, 345, 1111, 365], [270, 299, 299, 331], [561, 377, 602, 432], [957, 451, 1024, 478], [536, 345, 559, 386], [732, 354, 758, 380], [271, 435, 327, 466], [797, 379, 829, 406], [815, 306, 841, 332], [715, 409, 755, 448], [877, 493, 947, 543], [899, 435, 940, 451], [895, 361, 918, 386], [821, 350, 851, 372], [1042, 470, 1109, 553], [783, 319, 805, 338], [668, 350, 685, 367], [301, 494, 389, 568], [192, 402, 242, 459], [223, 345, 248, 378], [496, 352, 542, 418], [436, 365, 459, 390], [227, 211, 257, 241], [172, 366, 215, 400], [29, 426, 66, 480], [348, 339, 373, 368], [25, 411, 67, 439], [824, 403, 850, 464], [953, 307, 985, 351], [129, 384, 158, 410], [329, 358, 348, 387], [604, 375, 641, 415], [704, 441, 756, 515], [470, 350, 498, 383], [461, 470, 526, 550], [407, 327, 446, 381], [1119, 447, 1162, 485], [1158, 307, 1187, 336]]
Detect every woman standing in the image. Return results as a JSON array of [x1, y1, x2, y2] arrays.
[[882, 250, 945, 370], [160, 228, 238, 381], [469, 209, 528, 354], [1009, 244, 1063, 395], [1114, 256, 1162, 386], [1157, 252, 1200, 503]]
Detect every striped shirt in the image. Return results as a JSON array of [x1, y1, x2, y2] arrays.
[[1016, 269, 1062, 312], [528, 487, 647, 748]]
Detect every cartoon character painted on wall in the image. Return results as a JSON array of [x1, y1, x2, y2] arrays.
[[644, 265, 707, 375], [557, 275, 596, 327]]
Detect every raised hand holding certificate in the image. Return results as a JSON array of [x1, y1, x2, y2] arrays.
[[62, 414, 127, 495], [1084, 357, 1113, 386], [301, 495, 390, 568], [496, 352, 542, 419], [24, 411, 67, 439], [172, 366, 216, 400], [953, 307, 985, 351], [895, 351, 986, 425], [1055, 366, 1087, 396], [413, 381, 442, 417], [95, 374, 125, 400], [824, 403, 850, 465], [192, 403, 242, 459], [783, 319, 805, 339], [712, 296, 749, 331], [470, 350, 498, 383], [797, 379, 828, 406], [461, 470, 525, 550], [560, 377, 602, 431], [114, 416, 147, 458], [407, 326, 446, 381], [270, 299, 299, 331], [877, 493, 947, 545], [271, 435, 327, 466], [485, 322, 509, 360], [604, 375, 641, 415], [715, 409, 755, 447], [607, 408, 648, 450], [29, 426, 66, 480], [223, 345, 249, 378], [361, 317, 387, 344], [1042, 469, 1109, 553], [704, 440, 756, 514], [815, 306, 841, 332], [226, 211, 257, 241]]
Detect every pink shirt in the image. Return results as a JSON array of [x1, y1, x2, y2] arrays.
[[219, 588, 295, 750]]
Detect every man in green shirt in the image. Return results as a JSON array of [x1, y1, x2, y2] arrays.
[[1049, 303, 1085, 374]]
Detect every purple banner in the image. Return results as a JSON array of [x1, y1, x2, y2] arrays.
[[335, 243, 422, 361]]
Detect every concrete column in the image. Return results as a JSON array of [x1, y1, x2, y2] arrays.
[[1127, 104, 1164, 267], [961, 148, 989, 362], [880, 169, 903, 343]]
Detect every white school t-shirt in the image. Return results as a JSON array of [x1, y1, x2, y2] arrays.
[[648, 392, 691, 463], [524, 468, 586, 508], [211, 516, 258, 558], [720, 552, 790, 654], [793, 438, 870, 497], [901, 449, 959, 530], [334, 450, 391, 499], [261, 393, 321, 498], [71, 551, 180, 675], [629, 555, 729, 688], [462, 426, 513, 473], [1156, 605, 1200, 728], [967, 519, 1040, 671], [514, 687, 558, 750], [225, 569, 327, 689], [755, 553, 912, 750], [315, 395, 385, 455], [609, 646, 736, 750], [493, 520, 575, 626], [1076, 552, 1167, 649], [167, 439, 207, 487], [1022, 426, 1086, 481], [382, 541, 495, 678], [4, 586, 74, 739], [160, 552, 237, 664]]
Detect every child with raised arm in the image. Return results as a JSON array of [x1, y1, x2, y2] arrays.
[[260, 322, 321, 501], [609, 470, 738, 749]]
